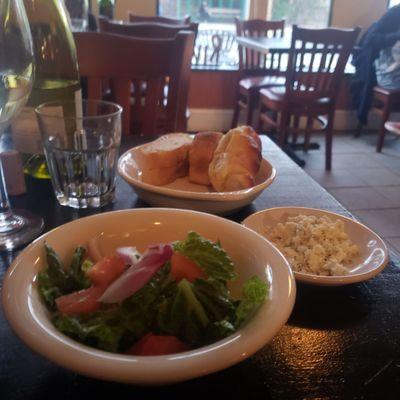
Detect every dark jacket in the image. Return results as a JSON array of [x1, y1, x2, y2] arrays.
[[351, 5, 400, 124]]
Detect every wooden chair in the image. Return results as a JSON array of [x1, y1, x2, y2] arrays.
[[258, 25, 360, 170], [128, 13, 190, 25], [98, 17, 198, 39], [371, 86, 400, 152], [74, 31, 195, 135], [98, 19, 197, 133], [231, 18, 287, 128]]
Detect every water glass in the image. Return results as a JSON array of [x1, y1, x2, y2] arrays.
[[65, 0, 89, 32], [35, 100, 122, 209]]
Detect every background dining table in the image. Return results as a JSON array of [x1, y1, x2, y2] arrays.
[[236, 34, 356, 75], [1, 133, 399, 400]]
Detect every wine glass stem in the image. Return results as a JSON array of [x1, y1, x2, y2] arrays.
[[0, 154, 24, 234], [0, 156, 12, 216]]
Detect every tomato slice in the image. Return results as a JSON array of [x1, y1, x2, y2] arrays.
[[170, 252, 207, 283], [126, 333, 189, 356], [55, 286, 105, 315], [86, 256, 126, 286]]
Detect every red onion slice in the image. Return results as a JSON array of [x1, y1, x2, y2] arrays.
[[99, 243, 173, 304]]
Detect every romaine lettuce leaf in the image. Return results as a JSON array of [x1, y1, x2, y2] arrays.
[[156, 278, 210, 345], [66, 246, 91, 290], [204, 320, 235, 343], [119, 263, 172, 339], [235, 276, 268, 328], [192, 279, 236, 321], [173, 232, 237, 281], [38, 244, 92, 308], [53, 312, 124, 352]]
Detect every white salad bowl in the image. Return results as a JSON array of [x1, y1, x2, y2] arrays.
[[2, 208, 295, 385], [118, 146, 276, 216], [242, 207, 389, 286]]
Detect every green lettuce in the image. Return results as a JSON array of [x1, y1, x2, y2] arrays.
[[192, 279, 236, 321], [38, 244, 91, 309], [173, 232, 237, 281], [156, 278, 210, 345], [53, 311, 124, 352], [235, 276, 269, 328], [53, 264, 173, 352], [66, 246, 91, 291], [40, 234, 269, 354], [119, 263, 172, 340]]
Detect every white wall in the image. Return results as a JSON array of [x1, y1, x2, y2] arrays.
[[114, 0, 157, 21], [330, 0, 388, 32], [112, 0, 390, 30]]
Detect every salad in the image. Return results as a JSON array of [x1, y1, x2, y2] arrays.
[[38, 232, 268, 356]]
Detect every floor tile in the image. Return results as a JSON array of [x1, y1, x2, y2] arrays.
[[300, 153, 382, 170], [352, 168, 400, 187], [301, 131, 400, 240], [329, 187, 399, 210], [376, 187, 400, 207], [352, 209, 400, 237], [307, 169, 366, 188], [386, 237, 400, 256]]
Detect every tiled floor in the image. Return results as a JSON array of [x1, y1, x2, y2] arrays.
[[293, 130, 400, 255]]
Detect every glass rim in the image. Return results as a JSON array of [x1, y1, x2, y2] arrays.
[[35, 99, 123, 121]]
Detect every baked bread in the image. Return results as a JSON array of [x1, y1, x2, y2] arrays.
[[188, 131, 223, 186], [209, 126, 262, 192], [134, 133, 192, 186]]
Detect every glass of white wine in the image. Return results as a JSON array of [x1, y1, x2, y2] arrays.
[[0, 0, 43, 250]]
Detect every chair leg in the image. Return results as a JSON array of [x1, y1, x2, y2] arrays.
[[325, 111, 334, 170], [377, 103, 391, 152], [231, 97, 240, 129], [257, 103, 265, 132], [278, 111, 289, 149], [245, 92, 256, 126], [304, 116, 313, 152], [292, 115, 300, 145]]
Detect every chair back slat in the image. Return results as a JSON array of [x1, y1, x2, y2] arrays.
[[99, 17, 198, 39], [141, 78, 161, 135], [128, 13, 190, 25], [74, 31, 195, 135], [87, 77, 103, 101], [285, 25, 360, 103], [236, 18, 286, 76]]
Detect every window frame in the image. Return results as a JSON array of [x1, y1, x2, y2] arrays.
[[158, 0, 334, 27], [267, 0, 334, 28]]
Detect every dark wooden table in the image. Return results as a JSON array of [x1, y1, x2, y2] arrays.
[[1, 134, 400, 400]]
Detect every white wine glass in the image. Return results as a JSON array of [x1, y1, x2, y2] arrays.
[[0, 0, 43, 250]]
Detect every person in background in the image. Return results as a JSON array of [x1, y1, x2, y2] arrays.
[[198, 1, 211, 22], [351, 5, 400, 126]]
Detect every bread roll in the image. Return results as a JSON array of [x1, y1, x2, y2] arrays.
[[189, 131, 223, 186], [134, 133, 192, 186], [209, 126, 262, 192]]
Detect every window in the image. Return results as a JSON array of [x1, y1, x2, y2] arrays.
[[268, 0, 332, 28], [158, 0, 249, 23], [389, 0, 400, 7], [158, 0, 333, 69], [158, 1, 250, 69]]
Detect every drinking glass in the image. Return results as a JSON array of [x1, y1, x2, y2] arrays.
[[35, 100, 122, 209], [0, 0, 44, 250], [65, 0, 89, 32]]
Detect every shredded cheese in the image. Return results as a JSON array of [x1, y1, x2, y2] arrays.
[[266, 214, 359, 276]]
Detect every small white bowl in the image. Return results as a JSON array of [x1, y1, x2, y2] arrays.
[[2, 208, 295, 385], [118, 146, 276, 215], [242, 207, 389, 287]]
